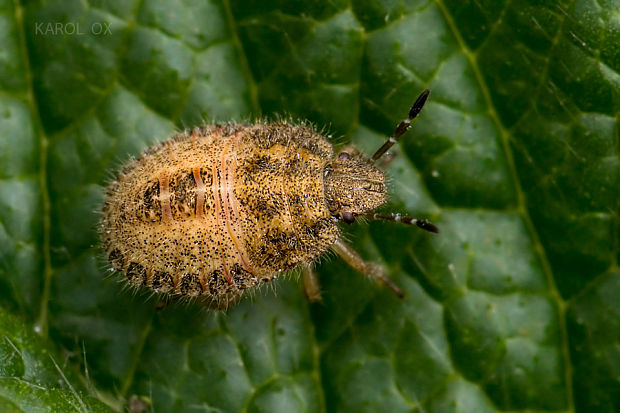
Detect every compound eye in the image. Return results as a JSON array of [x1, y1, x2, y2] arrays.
[[341, 211, 355, 224], [338, 152, 351, 160]]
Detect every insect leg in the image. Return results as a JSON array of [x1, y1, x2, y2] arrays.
[[370, 89, 430, 163], [364, 212, 439, 233], [302, 263, 322, 302], [331, 239, 404, 298]]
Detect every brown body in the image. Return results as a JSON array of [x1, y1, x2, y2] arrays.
[[102, 90, 435, 309], [101, 123, 380, 308]]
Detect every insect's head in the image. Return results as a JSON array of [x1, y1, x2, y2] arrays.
[[324, 89, 431, 225], [324, 148, 387, 223]]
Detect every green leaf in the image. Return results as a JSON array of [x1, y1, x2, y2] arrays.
[[0, 0, 617, 411], [0, 306, 112, 412]]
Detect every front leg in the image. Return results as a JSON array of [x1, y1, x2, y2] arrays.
[[331, 239, 404, 298]]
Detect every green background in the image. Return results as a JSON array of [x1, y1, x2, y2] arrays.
[[0, 0, 618, 411]]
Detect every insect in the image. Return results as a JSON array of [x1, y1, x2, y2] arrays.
[[100, 90, 437, 309]]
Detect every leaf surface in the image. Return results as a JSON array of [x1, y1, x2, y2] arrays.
[[0, 0, 617, 411]]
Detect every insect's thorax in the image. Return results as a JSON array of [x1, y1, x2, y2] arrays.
[[324, 149, 387, 217], [234, 136, 339, 273]]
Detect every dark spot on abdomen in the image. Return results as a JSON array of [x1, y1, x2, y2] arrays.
[[108, 249, 124, 271], [208, 270, 225, 295], [126, 262, 147, 285], [169, 170, 197, 219], [231, 263, 254, 289], [151, 271, 174, 293], [179, 273, 203, 296], [136, 180, 161, 222]]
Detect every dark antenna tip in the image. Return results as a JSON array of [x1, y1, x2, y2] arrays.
[[409, 89, 431, 119], [416, 219, 439, 234], [370, 88, 431, 163]]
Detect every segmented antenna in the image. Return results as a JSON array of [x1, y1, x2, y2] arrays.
[[371, 89, 430, 162], [364, 212, 439, 233]]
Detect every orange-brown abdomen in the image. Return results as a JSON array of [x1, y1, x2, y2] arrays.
[[101, 123, 340, 308]]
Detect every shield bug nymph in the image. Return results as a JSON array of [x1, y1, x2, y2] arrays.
[[100, 90, 437, 309]]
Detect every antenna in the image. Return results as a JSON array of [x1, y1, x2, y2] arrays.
[[371, 89, 430, 162]]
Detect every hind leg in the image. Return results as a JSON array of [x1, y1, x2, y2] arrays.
[[302, 263, 322, 302]]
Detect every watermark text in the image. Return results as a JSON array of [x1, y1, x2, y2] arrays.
[[34, 22, 112, 36]]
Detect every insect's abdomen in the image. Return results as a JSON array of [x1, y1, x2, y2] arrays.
[[101, 124, 339, 303]]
